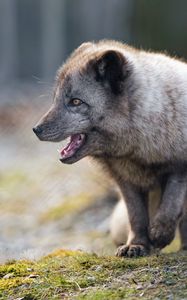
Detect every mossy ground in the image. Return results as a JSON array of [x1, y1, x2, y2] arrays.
[[0, 248, 186, 300]]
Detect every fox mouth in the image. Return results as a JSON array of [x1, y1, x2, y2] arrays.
[[59, 134, 86, 162]]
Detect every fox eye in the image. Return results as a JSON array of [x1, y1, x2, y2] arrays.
[[69, 98, 83, 106]]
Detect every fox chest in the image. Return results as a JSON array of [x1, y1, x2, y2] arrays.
[[104, 158, 164, 189]]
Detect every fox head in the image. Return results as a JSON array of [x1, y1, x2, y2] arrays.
[[33, 41, 134, 164]]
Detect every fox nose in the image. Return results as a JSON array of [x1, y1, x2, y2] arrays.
[[33, 126, 43, 136]]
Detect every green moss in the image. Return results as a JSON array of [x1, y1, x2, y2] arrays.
[[0, 249, 186, 300], [77, 288, 137, 300], [0, 260, 34, 277]]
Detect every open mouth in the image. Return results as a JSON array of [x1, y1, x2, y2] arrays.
[[59, 134, 86, 161]]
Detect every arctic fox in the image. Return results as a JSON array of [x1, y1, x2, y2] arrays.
[[33, 40, 187, 257]]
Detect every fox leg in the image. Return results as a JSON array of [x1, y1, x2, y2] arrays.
[[150, 172, 187, 249], [116, 182, 150, 257]]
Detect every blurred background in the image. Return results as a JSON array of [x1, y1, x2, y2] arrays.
[[0, 0, 186, 262]]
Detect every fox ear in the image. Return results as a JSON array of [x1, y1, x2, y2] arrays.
[[94, 50, 127, 95]]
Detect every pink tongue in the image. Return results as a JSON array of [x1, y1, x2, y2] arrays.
[[60, 134, 82, 159]]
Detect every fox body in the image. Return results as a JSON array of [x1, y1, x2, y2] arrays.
[[33, 40, 187, 257]]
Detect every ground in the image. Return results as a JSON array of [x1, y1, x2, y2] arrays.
[[0, 249, 186, 300]]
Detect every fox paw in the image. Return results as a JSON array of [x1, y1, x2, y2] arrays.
[[150, 218, 176, 249], [116, 244, 149, 258]]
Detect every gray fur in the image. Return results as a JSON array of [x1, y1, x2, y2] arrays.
[[33, 40, 187, 257]]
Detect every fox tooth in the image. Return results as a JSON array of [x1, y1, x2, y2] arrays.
[[80, 134, 84, 140], [57, 149, 61, 153]]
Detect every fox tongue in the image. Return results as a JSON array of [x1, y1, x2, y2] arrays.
[[60, 134, 85, 159]]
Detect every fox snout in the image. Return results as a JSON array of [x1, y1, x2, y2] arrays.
[[33, 120, 62, 142], [33, 125, 44, 139], [33, 106, 63, 142], [32, 123, 50, 141]]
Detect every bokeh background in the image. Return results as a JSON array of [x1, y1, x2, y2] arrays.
[[0, 0, 187, 262]]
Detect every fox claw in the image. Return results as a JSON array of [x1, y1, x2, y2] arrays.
[[116, 244, 149, 258]]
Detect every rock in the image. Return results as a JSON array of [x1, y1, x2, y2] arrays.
[[3, 273, 14, 279]]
